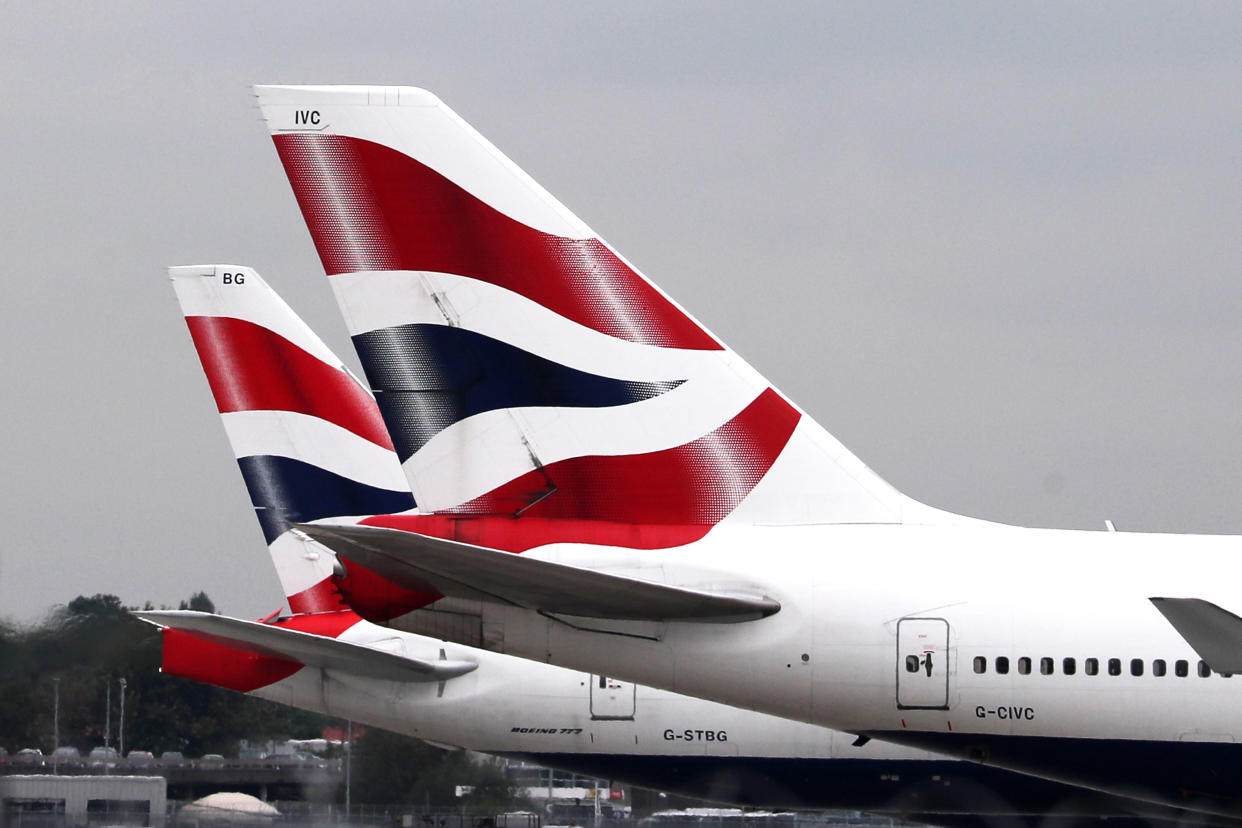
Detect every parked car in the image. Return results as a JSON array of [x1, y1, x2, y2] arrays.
[[159, 750, 185, 766], [199, 753, 224, 768], [88, 746, 118, 768], [271, 751, 326, 767], [0, 747, 8, 765], [51, 746, 82, 767], [126, 750, 154, 766], [13, 748, 44, 767]]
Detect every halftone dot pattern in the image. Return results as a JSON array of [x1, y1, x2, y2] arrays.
[[332, 559, 441, 623], [274, 134, 721, 350], [444, 389, 799, 524], [186, 310, 433, 623], [360, 514, 714, 553], [274, 134, 401, 272], [355, 322, 684, 460], [237, 455, 415, 545], [187, 315, 395, 450]]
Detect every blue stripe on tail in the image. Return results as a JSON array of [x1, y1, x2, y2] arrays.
[[237, 455, 416, 544], [353, 323, 683, 461]]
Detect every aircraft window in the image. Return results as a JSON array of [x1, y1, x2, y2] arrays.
[[973, 656, 986, 674], [1017, 657, 1031, 675], [1040, 657, 1053, 675], [1130, 659, 1143, 677], [1108, 658, 1121, 676], [1153, 659, 1166, 677], [1175, 659, 1189, 677], [1085, 658, 1099, 676], [905, 655, 921, 673], [1198, 660, 1211, 678], [1063, 657, 1076, 675], [996, 656, 1010, 675]]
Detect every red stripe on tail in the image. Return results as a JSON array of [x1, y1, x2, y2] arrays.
[[186, 315, 394, 450], [273, 134, 722, 351], [447, 388, 799, 524], [364, 388, 798, 541], [348, 391, 796, 614], [361, 514, 711, 553], [333, 561, 443, 622]]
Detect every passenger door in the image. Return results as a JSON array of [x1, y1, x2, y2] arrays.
[[896, 617, 949, 709], [590, 675, 636, 720]]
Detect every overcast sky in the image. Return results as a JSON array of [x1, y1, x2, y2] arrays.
[[3, 2, 1242, 623]]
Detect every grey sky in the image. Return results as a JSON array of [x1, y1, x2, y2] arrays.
[[3, 2, 1242, 622]]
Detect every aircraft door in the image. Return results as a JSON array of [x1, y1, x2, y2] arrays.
[[590, 675, 636, 720], [896, 617, 949, 710]]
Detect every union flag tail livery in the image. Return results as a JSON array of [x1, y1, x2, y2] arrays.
[[255, 85, 937, 531], [170, 264, 427, 619]]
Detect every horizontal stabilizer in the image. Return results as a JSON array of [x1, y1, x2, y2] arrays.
[[1149, 597, 1242, 673], [135, 610, 477, 682], [296, 524, 780, 623]]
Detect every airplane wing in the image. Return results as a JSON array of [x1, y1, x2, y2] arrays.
[[135, 610, 477, 682], [296, 523, 780, 623], [1149, 597, 1242, 673]]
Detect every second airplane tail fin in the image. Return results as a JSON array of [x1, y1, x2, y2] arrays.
[[170, 264, 431, 618]]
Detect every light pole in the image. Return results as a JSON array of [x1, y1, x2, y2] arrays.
[[118, 678, 127, 759], [53, 678, 60, 775], [345, 720, 352, 816], [105, 679, 111, 749]]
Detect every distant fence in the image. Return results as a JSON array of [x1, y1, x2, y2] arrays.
[[167, 804, 543, 828], [164, 805, 906, 828], [1, 801, 911, 828], [636, 813, 904, 828]]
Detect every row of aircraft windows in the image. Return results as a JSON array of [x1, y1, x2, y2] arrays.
[[970, 656, 1220, 678]]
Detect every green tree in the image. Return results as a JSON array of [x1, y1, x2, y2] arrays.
[[66, 594, 127, 618], [0, 593, 329, 757], [353, 728, 525, 809], [178, 592, 216, 614]]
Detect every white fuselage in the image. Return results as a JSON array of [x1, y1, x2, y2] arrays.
[[244, 615, 1204, 820], [430, 521, 1242, 815]]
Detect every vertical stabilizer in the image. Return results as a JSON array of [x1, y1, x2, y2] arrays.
[[169, 264, 427, 617], [254, 85, 930, 528]]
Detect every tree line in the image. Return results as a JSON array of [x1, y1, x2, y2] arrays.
[[0, 592, 323, 758], [0, 594, 524, 808]]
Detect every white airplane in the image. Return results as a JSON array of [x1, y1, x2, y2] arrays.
[[249, 84, 1242, 819], [145, 264, 1211, 826]]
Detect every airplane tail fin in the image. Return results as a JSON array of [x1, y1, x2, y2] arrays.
[[255, 85, 934, 530], [169, 264, 429, 618]]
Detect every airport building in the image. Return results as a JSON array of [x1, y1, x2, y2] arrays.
[[0, 775, 166, 827]]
